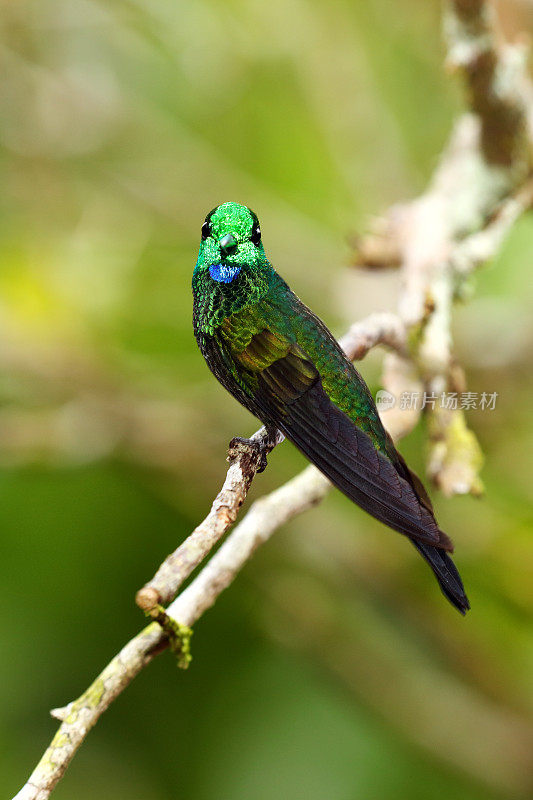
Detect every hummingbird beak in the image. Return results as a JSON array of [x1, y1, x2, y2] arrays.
[[219, 232, 238, 258]]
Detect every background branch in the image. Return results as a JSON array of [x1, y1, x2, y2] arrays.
[[353, 0, 532, 495]]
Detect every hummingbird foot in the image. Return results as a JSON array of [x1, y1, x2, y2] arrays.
[[228, 426, 283, 473]]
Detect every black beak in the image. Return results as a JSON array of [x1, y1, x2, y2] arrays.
[[219, 233, 238, 257]]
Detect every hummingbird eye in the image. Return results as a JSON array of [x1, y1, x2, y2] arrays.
[[251, 224, 261, 246], [201, 220, 211, 240]]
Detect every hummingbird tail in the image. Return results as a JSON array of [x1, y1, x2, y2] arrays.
[[412, 540, 470, 614]]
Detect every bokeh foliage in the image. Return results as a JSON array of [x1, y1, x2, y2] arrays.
[[1, 1, 533, 798]]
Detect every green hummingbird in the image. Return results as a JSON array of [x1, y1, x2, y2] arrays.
[[192, 201, 469, 613]]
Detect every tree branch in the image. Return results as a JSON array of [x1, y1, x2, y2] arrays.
[[13, 624, 166, 800], [13, 1, 533, 798], [135, 426, 285, 611]]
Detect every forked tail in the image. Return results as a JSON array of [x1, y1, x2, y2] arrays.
[[412, 540, 470, 614]]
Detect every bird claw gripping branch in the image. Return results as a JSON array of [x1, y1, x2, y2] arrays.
[[228, 427, 280, 474]]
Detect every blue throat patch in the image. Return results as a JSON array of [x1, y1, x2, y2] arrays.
[[209, 263, 241, 283]]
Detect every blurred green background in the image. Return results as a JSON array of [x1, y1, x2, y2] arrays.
[[1, 1, 533, 798]]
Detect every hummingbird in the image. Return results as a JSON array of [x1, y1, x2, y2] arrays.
[[192, 201, 469, 613]]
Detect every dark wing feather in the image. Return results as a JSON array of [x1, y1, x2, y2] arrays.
[[254, 355, 452, 549], [259, 356, 469, 612], [200, 327, 469, 613]]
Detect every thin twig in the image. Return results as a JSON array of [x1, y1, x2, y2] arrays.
[[135, 426, 284, 611]]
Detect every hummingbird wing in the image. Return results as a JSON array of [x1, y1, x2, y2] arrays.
[[213, 321, 448, 550], [204, 315, 468, 613], [263, 344, 452, 544]]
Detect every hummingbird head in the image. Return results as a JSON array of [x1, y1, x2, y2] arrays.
[[194, 201, 266, 285]]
